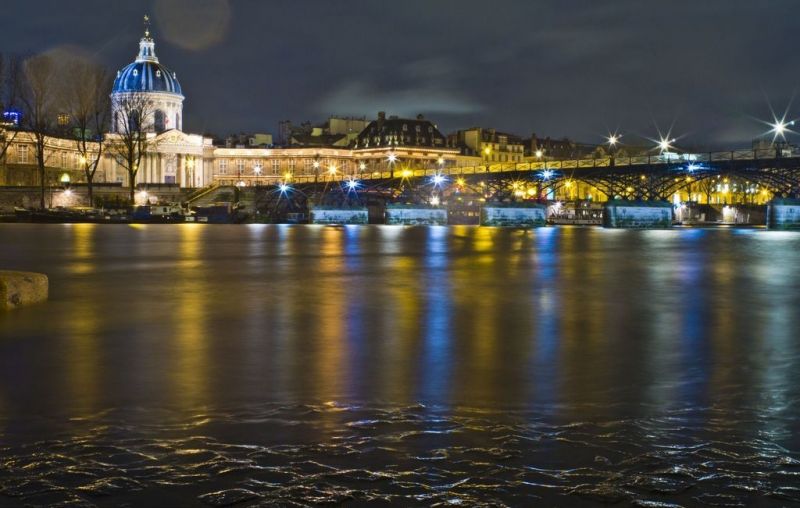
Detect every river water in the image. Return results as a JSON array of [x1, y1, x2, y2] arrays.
[[0, 224, 799, 507]]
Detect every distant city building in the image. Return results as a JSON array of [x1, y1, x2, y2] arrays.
[[224, 133, 273, 148], [449, 127, 525, 163], [354, 112, 447, 149], [523, 134, 601, 160], [278, 117, 368, 148]]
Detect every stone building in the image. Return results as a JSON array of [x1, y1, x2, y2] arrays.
[[448, 127, 525, 164], [0, 22, 465, 195]]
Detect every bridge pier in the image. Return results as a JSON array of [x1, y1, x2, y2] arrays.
[[480, 203, 547, 227], [385, 204, 447, 225], [767, 198, 800, 230], [603, 200, 673, 228], [309, 205, 369, 225]]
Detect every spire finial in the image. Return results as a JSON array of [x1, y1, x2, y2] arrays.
[[143, 14, 151, 39]]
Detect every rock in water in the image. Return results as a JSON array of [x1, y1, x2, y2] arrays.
[[0, 271, 49, 310]]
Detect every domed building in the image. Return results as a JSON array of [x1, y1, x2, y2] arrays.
[[111, 20, 184, 133]]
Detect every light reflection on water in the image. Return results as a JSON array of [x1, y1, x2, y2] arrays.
[[0, 224, 799, 506]]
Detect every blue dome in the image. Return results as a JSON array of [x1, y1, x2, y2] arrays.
[[112, 36, 183, 97], [113, 61, 182, 95]]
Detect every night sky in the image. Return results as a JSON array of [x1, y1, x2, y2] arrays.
[[2, 0, 798, 147]]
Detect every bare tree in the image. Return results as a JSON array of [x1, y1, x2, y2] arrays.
[[64, 61, 112, 206], [107, 92, 156, 203], [696, 177, 717, 204], [0, 53, 22, 183], [19, 54, 59, 209]]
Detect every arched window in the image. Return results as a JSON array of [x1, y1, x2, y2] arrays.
[[154, 110, 166, 132], [128, 110, 141, 132]]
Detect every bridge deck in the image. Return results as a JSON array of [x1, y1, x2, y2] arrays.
[[214, 148, 798, 186]]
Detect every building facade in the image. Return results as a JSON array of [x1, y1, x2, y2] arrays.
[[0, 27, 467, 193], [449, 127, 525, 164]]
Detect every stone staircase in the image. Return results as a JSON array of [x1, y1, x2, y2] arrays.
[[185, 183, 237, 208]]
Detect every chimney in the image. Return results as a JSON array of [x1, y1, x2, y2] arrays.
[[416, 114, 424, 120], [378, 111, 386, 120]]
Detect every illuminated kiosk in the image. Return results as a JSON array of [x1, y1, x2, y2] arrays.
[[385, 204, 447, 225], [603, 200, 673, 228], [767, 198, 800, 230], [309, 205, 368, 225], [480, 202, 547, 227]]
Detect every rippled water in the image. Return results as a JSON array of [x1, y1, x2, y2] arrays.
[[1, 224, 799, 506]]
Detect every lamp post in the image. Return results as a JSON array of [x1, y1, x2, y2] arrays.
[[387, 151, 398, 178], [607, 134, 619, 167]]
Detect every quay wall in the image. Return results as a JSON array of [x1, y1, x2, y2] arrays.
[[0, 185, 191, 210]]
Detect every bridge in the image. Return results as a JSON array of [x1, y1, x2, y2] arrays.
[[204, 146, 800, 220]]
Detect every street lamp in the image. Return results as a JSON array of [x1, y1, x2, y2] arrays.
[[657, 136, 675, 154], [387, 151, 398, 178], [772, 119, 788, 138]]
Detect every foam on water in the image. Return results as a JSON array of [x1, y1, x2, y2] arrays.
[[1, 404, 799, 507]]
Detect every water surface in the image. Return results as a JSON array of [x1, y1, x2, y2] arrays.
[[0, 224, 799, 506]]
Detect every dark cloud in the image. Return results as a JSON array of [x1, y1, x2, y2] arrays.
[[1, 0, 798, 146], [153, 0, 231, 51]]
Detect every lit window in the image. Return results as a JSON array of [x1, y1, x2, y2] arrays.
[[16, 144, 28, 164], [272, 159, 280, 175], [219, 159, 228, 174], [133, 69, 138, 76]]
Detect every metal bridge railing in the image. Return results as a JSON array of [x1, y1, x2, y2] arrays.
[[210, 148, 800, 186]]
